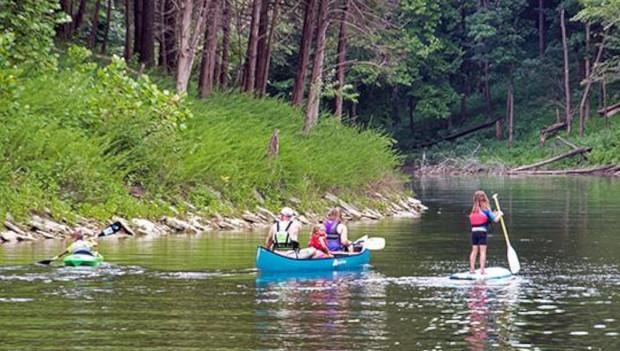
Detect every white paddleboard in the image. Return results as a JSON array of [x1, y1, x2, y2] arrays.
[[450, 267, 512, 280]]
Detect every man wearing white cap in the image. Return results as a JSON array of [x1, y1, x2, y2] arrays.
[[265, 207, 312, 258]]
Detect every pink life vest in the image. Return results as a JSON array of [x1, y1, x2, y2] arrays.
[[469, 210, 490, 227]]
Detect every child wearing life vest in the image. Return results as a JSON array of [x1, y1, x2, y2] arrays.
[[308, 225, 332, 258], [468, 190, 503, 274]]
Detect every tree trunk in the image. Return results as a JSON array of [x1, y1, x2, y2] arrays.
[[391, 87, 400, 127], [101, 0, 113, 54], [176, 0, 210, 93], [291, 0, 317, 106], [254, 0, 270, 94], [198, 0, 221, 98], [58, 0, 72, 39], [602, 76, 608, 129], [258, 0, 280, 95], [484, 61, 492, 115], [560, 8, 572, 135], [507, 80, 514, 147], [243, 0, 263, 92], [124, 0, 133, 60], [303, 0, 329, 134], [579, 26, 589, 136], [334, 0, 350, 122], [88, 0, 102, 49], [139, 0, 155, 66], [538, 0, 545, 57], [409, 97, 416, 134], [219, 0, 231, 88], [134, 0, 143, 59], [583, 23, 591, 123], [163, 0, 177, 73], [73, 0, 87, 35]]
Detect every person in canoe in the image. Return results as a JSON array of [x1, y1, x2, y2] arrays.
[[468, 190, 503, 274], [307, 225, 333, 258], [265, 207, 314, 258], [322, 208, 352, 253]]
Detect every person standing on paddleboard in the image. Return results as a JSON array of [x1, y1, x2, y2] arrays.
[[469, 191, 503, 274]]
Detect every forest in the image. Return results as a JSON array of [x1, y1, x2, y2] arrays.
[[1, 0, 619, 220], [49, 0, 620, 164]]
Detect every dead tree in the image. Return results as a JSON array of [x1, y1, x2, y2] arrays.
[[303, 0, 329, 134], [176, 0, 210, 93], [198, 0, 222, 98], [560, 8, 572, 134], [243, 0, 263, 92], [334, 0, 350, 122]]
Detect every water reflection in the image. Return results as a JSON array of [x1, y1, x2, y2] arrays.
[[255, 270, 388, 350], [459, 278, 522, 350], [464, 282, 490, 351]]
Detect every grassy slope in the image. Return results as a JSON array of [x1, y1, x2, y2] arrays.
[[0, 49, 403, 221]]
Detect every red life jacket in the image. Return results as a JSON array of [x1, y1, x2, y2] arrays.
[[308, 230, 328, 252], [469, 210, 490, 226]]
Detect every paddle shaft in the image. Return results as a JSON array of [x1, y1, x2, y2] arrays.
[[492, 195, 511, 247]]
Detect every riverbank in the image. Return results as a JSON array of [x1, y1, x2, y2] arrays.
[[0, 192, 427, 243], [407, 157, 620, 177], [1, 45, 413, 239]]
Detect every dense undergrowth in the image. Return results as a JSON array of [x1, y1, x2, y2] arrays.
[[0, 46, 402, 221]]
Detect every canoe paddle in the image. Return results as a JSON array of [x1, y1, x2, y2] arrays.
[[353, 236, 385, 250], [492, 193, 521, 274], [36, 221, 127, 265], [363, 237, 386, 250]]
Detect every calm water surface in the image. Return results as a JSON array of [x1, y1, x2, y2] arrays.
[[1, 176, 620, 350]]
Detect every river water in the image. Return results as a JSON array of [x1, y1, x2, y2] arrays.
[[1, 176, 619, 350]]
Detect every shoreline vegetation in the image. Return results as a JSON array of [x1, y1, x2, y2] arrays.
[[0, 46, 424, 242]]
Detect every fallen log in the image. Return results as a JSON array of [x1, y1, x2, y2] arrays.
[[598, 102, 620, 118], [511, 146, 592, 172], [415, 117, 502, 148], [509, 164, 616, 175], [539, 121, 566, 146], [555, 136, 587, 161]]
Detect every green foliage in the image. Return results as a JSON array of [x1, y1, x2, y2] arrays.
[[0, 46, 402, 221], [0, 0, 67, 69]]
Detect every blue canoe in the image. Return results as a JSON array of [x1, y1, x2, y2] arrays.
[[255, 246, 371, 273]]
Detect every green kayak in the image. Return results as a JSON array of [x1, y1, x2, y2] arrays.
[[63, 253, 104, 267]]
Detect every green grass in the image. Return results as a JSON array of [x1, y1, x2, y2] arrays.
[[0, 47, 403, 221]]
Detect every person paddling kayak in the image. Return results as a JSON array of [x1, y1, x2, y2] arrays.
[[53, 229, 98, 261], [468, 191, 503, 274]]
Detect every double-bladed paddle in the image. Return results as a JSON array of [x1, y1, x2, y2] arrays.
[[492, 193, 521, 274], [36, 221, 128, 265]]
